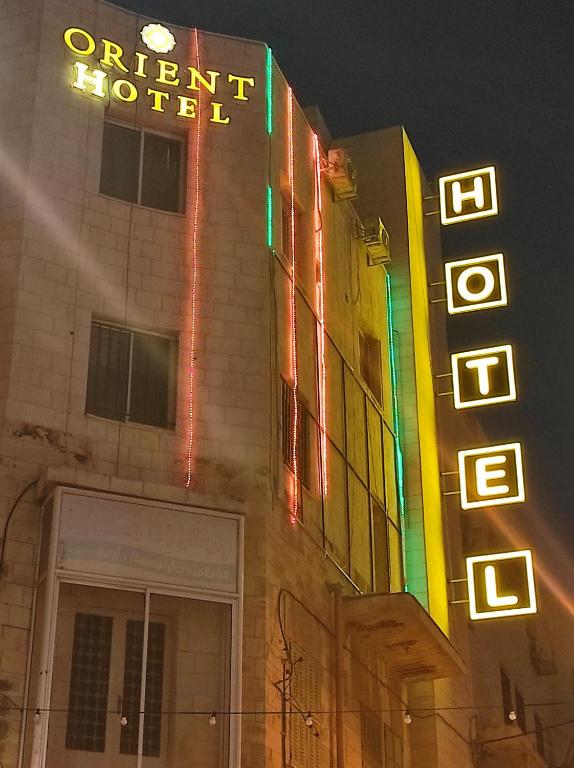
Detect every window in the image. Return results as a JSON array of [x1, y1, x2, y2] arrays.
[[360, 708, 383, 768], [86, 321, 177, 429], [281, 378, 311, 488], [100, 122, 184, 213], [515, 687, 526, 732], [359, 332, 383, 405], [42, 584, 232, 768], [500, 668, 512, 725], [372, 501, 390, 593]]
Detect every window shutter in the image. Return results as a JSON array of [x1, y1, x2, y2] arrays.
[[290, 645, 321, 768], [86, 323, 130, 421]]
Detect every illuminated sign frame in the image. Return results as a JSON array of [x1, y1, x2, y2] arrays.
[[439, 166, 498, 225], [458, 442, 525, 510], [451, 344, 516, 409], [445, 253, 508, 314], [466, 550, 537, 620]]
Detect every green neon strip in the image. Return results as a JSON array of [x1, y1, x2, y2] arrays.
[[386, 273, 408, 591], [267, 186, 273, 248], [266, 46, 273, 135]]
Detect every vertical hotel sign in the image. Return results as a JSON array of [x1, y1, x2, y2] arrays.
[[438, 167, 537, 621]]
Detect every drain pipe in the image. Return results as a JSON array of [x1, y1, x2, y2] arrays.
[[330, 584, 345, 768]]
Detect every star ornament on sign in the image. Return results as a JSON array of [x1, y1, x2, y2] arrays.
[[140, 23, 176, 54]]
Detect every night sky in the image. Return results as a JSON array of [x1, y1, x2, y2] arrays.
[[112, 1, 574, 550]]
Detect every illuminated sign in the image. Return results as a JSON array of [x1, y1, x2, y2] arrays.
[[63, 27, 256, 124], [466, 550, 537, 620], [458, 442, 525, 510], [439, 166, 498, 225], [445, 253, 507, 314], [140, 24, 176, 54], [452, 344, 516, 409]]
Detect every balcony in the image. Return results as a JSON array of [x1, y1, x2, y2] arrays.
[[475, 724, 547, 768], [342, 592, 464, 681]]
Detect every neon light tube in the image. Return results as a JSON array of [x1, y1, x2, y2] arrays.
[[386, 273, 408, 589], [185, 28, 203, 488], [288, 87, 299, 523], [313, 134, 328, 496], [266, 46, 273, 135]]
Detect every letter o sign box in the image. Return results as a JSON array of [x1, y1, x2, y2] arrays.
[[445, 254, 507, 314]]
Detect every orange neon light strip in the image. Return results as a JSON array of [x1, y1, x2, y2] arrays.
[[186, 28, 202, 487], [288, 88, 299, 523], [313, 134, 328, 496]]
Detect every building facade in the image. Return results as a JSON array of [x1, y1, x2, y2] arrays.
[[0, 1, 572, 767]]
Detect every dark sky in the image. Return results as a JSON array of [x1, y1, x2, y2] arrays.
[[113, 0, 574, 546]]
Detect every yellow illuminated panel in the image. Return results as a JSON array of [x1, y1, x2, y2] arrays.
[[445, 253, 507, 314], [140, 24, 176, 54], [452, 344, 516, 409], [439, 166, 498, 225], [458, 442, 525, 510], [466, 550, 537, 620], [403, 134, 449, 635]]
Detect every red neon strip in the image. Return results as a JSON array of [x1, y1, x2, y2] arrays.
[[186, 28, 202, 488], [288, 88, 299, 523], [313, 134, 328, 497]]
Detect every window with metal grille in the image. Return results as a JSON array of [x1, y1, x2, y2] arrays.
[[359, 332, 383, 405], [281, 379, 311, 489], [360, 708, 383, 768], [66, 613, 113, 752], [290, 645, 321, 768], [100, 122, 184, 213], [86, 321, 177, 429], [120, 621, 166, 757]]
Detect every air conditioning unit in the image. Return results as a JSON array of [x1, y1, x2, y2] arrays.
[[362, 216, 390, 265], [327, 148, 358, 200]]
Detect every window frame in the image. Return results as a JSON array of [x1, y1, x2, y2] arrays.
[[86, 320, 178, 430], [100, 120, 186, 214]]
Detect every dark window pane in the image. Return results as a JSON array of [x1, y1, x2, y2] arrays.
[[515, 687, 526, 732], [359, 332, 382, 405], [372, 501, 390, 593], [66, 613, 112, 752], [86, 324, 130, 421], [129, 332, 174, 428], [100, 123, 140, 203], [120, 621, 165, 757], [141, 133, 182, 212], [500, 668, 512, 725]]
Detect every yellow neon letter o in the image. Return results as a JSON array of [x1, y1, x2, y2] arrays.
[[111, 79, 138, 103], [63, 27, 96, 56]]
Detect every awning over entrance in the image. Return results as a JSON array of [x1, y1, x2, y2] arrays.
[[342, 592, 465, 681]]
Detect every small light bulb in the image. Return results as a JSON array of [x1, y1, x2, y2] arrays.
[[305, 713, 313, 728], [33, 709, 40, 723], [120, 715, 128, 726], [404, 711, 412, 725], [508, 710, 517, 722], [209, 712, 216, 726]]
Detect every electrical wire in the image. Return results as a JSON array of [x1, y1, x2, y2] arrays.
[[0, 478, 37, 576]]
